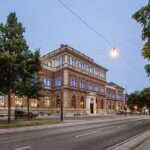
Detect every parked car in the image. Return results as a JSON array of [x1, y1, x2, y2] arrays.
[[15, 110, 38, 119], [116, 111, 124, 115]]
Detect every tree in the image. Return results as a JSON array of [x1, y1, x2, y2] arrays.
[[127, 88, 150, 114], [15, 50, 44, 120], [0, 12, 29, 123], [0, 12, 43, 123], [132, 1, 150, 76], [141, 87, 150, 114], [127, 91, 143, 112]]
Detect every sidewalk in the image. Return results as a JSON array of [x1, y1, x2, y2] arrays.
[[107, 126, 150, 150], [134, 138, 150, 150]]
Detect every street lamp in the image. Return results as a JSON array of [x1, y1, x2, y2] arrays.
[[60, 65, 64, 121], [110, 47, 119, 58], [124, 85, 128, 116]]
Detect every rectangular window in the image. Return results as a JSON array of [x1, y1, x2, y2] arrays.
[[94, 68, 98, 77], [80, 80, 85, 89], [80, 61, 85, 71], [55, 76, 62, 87], [55, 56, 62, 66], [71, 78, 77, 87], [88, 83, 92, 91], [0, 95, 5, 106], [31, 99, 38, 107], [88, 65, 93, 74], [70, 57, 76, 66], [44, 76, 51, 87], [95, 85, 98, 92], [100, 85, 105, 93], [100, 70, 105, 79]]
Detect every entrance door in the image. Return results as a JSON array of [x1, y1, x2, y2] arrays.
[[90, 103, 94, 114]]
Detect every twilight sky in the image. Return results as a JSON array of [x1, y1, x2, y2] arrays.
[[0, 0, 149, 93]]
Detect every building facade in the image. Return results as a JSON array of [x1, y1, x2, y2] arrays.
[[0, 45, 124, 116]]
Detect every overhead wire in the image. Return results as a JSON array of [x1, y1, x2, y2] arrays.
[[57, 0, 148, 78]]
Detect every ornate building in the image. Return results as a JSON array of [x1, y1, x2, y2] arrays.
[[0, 45, 124, 116]]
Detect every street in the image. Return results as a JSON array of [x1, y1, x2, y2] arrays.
[[0, 117, 150, 150]]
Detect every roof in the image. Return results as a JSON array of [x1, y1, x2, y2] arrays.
[[107, 82, 124, 90], [41, 44, 108, 71]]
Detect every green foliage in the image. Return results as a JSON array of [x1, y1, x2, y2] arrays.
[[127, 87, 150, 112], [0, 12, 28, 93], [14, 49, 44, 99], [145, 64, 150, 76], [132, 1, 150, 75], [127, 91, 142, 111], [0, 12, 43, 122]]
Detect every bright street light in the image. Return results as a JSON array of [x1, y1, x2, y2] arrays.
[[110, 47, 119, 58]]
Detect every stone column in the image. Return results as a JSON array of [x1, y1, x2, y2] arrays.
[[93, 98, 97, 114]]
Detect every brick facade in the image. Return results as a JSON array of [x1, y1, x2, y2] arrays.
[[0, 45, 124, 116]]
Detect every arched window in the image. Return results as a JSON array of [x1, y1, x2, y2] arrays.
[[80, 97, 84, 108], [71, 96, 76, 108], [56, 96, 61, 108], [44, 76, 51, 87]]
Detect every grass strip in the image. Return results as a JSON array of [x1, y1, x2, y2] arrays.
[[0, 120, 61, 128]]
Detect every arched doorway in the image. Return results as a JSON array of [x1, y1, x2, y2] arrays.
[[80, 97, 84, 108], [86, 92, 97, 115]]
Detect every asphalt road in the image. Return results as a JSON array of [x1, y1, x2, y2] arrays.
[[0, 117, 150, 150]]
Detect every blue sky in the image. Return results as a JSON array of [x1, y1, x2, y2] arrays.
[[0, 0, 149, 93]]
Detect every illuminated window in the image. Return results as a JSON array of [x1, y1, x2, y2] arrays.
[[31, 99, 38, 107], [15, 96, 23, 107], [0, 95, 5, 106], [80, 97, 84, 108], [44, 96, 50, 107]]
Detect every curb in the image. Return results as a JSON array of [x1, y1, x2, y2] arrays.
[[107, 129, 150, 150]]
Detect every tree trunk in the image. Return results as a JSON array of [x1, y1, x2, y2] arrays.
[[7, 87, 11, 124], [27, 98, 29, 120]]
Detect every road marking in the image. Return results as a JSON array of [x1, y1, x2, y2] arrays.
[[47, 130, 58, 134], [75, 131, 102, 138], [14, 146, 31, 150]]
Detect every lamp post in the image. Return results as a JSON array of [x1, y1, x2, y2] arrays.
[[60, 65, 64, 121], [124, 85, 127, 116]]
